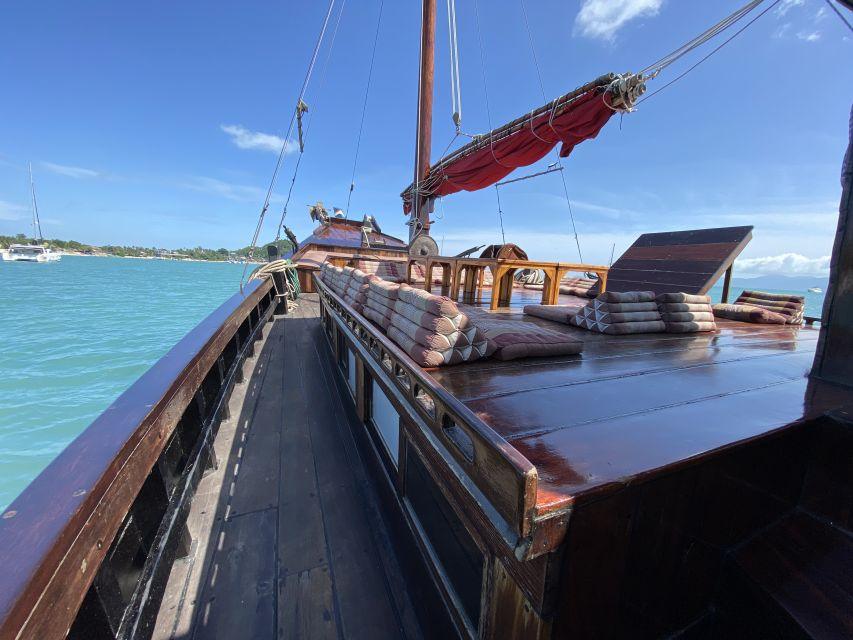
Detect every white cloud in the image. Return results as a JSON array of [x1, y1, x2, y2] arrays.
[[181, 176, 267, 202], [775, 0, 804, 17], [41, 161, 100, 179], [0, 200, 28, 221], [574, 0, 662, 40], [814, 6, 828, 22], [220, 124, 298, 154], [797, 30, 821, 41], [736, 253, 830, 276], [774, 22, 792, 38]]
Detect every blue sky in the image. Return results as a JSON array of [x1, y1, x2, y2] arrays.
[[0, 0, 850, 276]]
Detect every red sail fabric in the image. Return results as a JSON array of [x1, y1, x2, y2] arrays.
[[425, 89, 614, 200]]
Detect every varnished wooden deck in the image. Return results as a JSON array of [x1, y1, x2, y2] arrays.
[[426, 286, 837, 515], [153, 296, 422, 640]]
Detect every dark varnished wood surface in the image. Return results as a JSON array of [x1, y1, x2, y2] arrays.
[[153, 297, 422, 640], [430, 315, 838, 515]]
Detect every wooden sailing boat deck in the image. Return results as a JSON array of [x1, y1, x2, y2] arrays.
[[152, 296, 422, 640], [150, 288, 847, 639]]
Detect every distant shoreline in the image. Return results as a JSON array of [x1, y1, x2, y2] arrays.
[[1, 236, 290, 264]]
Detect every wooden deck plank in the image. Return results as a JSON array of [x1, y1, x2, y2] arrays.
[[464, 350, 815, 440], [513, 377, 821, 512], [152, 298, 421, 640], [297, 318, 409, 640], [191, 508, 278, 640], [279, 566, 339, 640]]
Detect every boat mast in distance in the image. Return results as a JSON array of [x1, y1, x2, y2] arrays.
[[29, 161, 44, 243], [410, 0, 436, 244]]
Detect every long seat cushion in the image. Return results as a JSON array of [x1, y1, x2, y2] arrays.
[[471, 314, 584, 360], [733, 290, 805, 324], [712, 303, 788, 324]]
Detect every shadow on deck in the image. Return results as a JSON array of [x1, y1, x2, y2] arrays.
[[152, 296, 422, 640]]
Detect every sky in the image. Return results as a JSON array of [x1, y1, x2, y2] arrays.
[[0, 0, 850, 277]]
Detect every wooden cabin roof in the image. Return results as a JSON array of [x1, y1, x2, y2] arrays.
[[294, 218, 407, 255]]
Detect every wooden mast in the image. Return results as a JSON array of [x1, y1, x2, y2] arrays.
[[410, 0, 436, 243]]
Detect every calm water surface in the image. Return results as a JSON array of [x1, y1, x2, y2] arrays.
[[0, 256, 827, 510], [0, 256, 247, 510]]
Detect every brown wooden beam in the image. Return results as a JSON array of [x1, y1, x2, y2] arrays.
[[410, 0, 436, 243]]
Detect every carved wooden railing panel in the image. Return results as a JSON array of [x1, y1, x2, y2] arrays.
[[314, 276, 538, 542], [0, 278, 275, 640]]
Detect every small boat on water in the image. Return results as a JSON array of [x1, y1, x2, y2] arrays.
[[0, 2, 851, 639], [2, 243, 61, 262], [2, 163, 61, 263], [808, 287, 823, 293]]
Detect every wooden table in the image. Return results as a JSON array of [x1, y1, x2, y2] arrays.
[[407, 256, 609, 310]]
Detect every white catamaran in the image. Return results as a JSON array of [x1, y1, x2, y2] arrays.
[[2, 163, 61, 263]]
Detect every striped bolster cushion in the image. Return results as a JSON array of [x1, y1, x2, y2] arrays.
[[655, 293, 712, 304], [600, 291, 656, 303], [712, 303, 788, 324], [363, 305, 392, 330], [397, 284, 460, 316], [368, 278, 400, 301], [393, 300, 469, 334]]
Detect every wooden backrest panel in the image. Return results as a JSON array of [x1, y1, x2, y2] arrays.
[[590, 226, 753, 296], [0, 278, 273, 640]]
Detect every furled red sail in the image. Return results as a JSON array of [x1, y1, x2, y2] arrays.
[[402, 73, 643, 212]]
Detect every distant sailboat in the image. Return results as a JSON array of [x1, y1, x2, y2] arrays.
[[1, 163, 61, 263]]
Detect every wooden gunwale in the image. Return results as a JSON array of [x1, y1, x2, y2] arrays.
[[0, 277, 274, 640], [313, 275, 539, 542]]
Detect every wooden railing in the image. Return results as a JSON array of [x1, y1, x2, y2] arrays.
[[406, 255, 610, 310], [0, 277, 275, 640], [314, 276, 539, 544]]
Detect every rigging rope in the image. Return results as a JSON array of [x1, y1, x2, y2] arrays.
[[240, 0, 337, 291], [520, 0, 585, 263], [345, 0, 384, 218], [446, 0, 463, 131], [824, 0, 853, 33], [474, 0, 512, 243], [640, 0, 765, 75], [275, 0, 347, 243], [638, 0, 781, 105], [494, 185, 507, 244]]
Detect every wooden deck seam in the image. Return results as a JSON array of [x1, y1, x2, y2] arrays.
[[437, 332, 818, 377], [457, 348, 813, 403], [295, 339, 347, 640], [509, 376, 807, 443], [310, 337, 412, 639]]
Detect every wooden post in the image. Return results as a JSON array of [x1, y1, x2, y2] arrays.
[[721, 264, 733, 303], [410, 0, 436, 243]]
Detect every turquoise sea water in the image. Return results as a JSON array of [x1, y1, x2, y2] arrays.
[[0, 256, 247, 510], [0, 256, 828, 511]]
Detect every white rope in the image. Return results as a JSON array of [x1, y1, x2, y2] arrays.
[[240, 0, 336, 291], [275, 0, 346, 241], [446, 0, 463, 131]]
